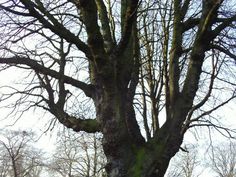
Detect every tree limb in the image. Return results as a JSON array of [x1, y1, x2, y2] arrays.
[[0, 57, 95, 98], [112, 0, 140, 57], [210, 44, 236, 62], [95, 0, 115, 53], [212, 14, 236, 39], [75, 0, 108, 68], [17, 0, 92, 59]]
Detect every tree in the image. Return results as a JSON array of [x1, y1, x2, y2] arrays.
[[208, 142, 236, 177], [0, 151, 10, 177], [0, 129, 44, 177], [0, 0, 236, 176], [47, 129, 106, 177], [165, 145, 201, 177]]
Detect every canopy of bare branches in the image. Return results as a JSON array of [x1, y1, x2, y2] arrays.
[[0, 0, 235, 176]]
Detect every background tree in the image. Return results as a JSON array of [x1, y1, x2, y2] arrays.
[[0, 129, 44, 177], [0, 0, 235, 177], [0, 151, 10, 177], [165, 145, 201, 177], [208, 141, 236, 177], [47, 129, 106, 177]]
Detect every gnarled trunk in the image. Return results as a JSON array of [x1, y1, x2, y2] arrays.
[[94, 86, 142, 176], [93, 82, 185, 177]]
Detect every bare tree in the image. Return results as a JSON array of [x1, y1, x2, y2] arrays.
[[0, 151, 10, 177], [0, 129, 44, 177], [165, 145, 201, 177], [47, 129, 106, 177], [208, 142, 236, 177], [0, 0, 235, 176]]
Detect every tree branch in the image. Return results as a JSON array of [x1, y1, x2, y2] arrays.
[[112, 0, 139, 57], [212, 14, 236, 39], [95, 0, 115, 53], [210, 44, 236, 62], [17, 0, 92, 59], [181, 0, 191, 20], [168, 0, 182, 110], [191, 93, 236, 122], [49, 104, 100, 133], [0, 57, 95, 98], [75, 0, 108, 68], [183, 18, 200, 31], [181, 0, 221, 110]]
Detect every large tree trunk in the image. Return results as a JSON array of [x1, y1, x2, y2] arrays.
[[94, 86, 141, 177], [94, 79, 185, 177], [102, 123, 184, 177]]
